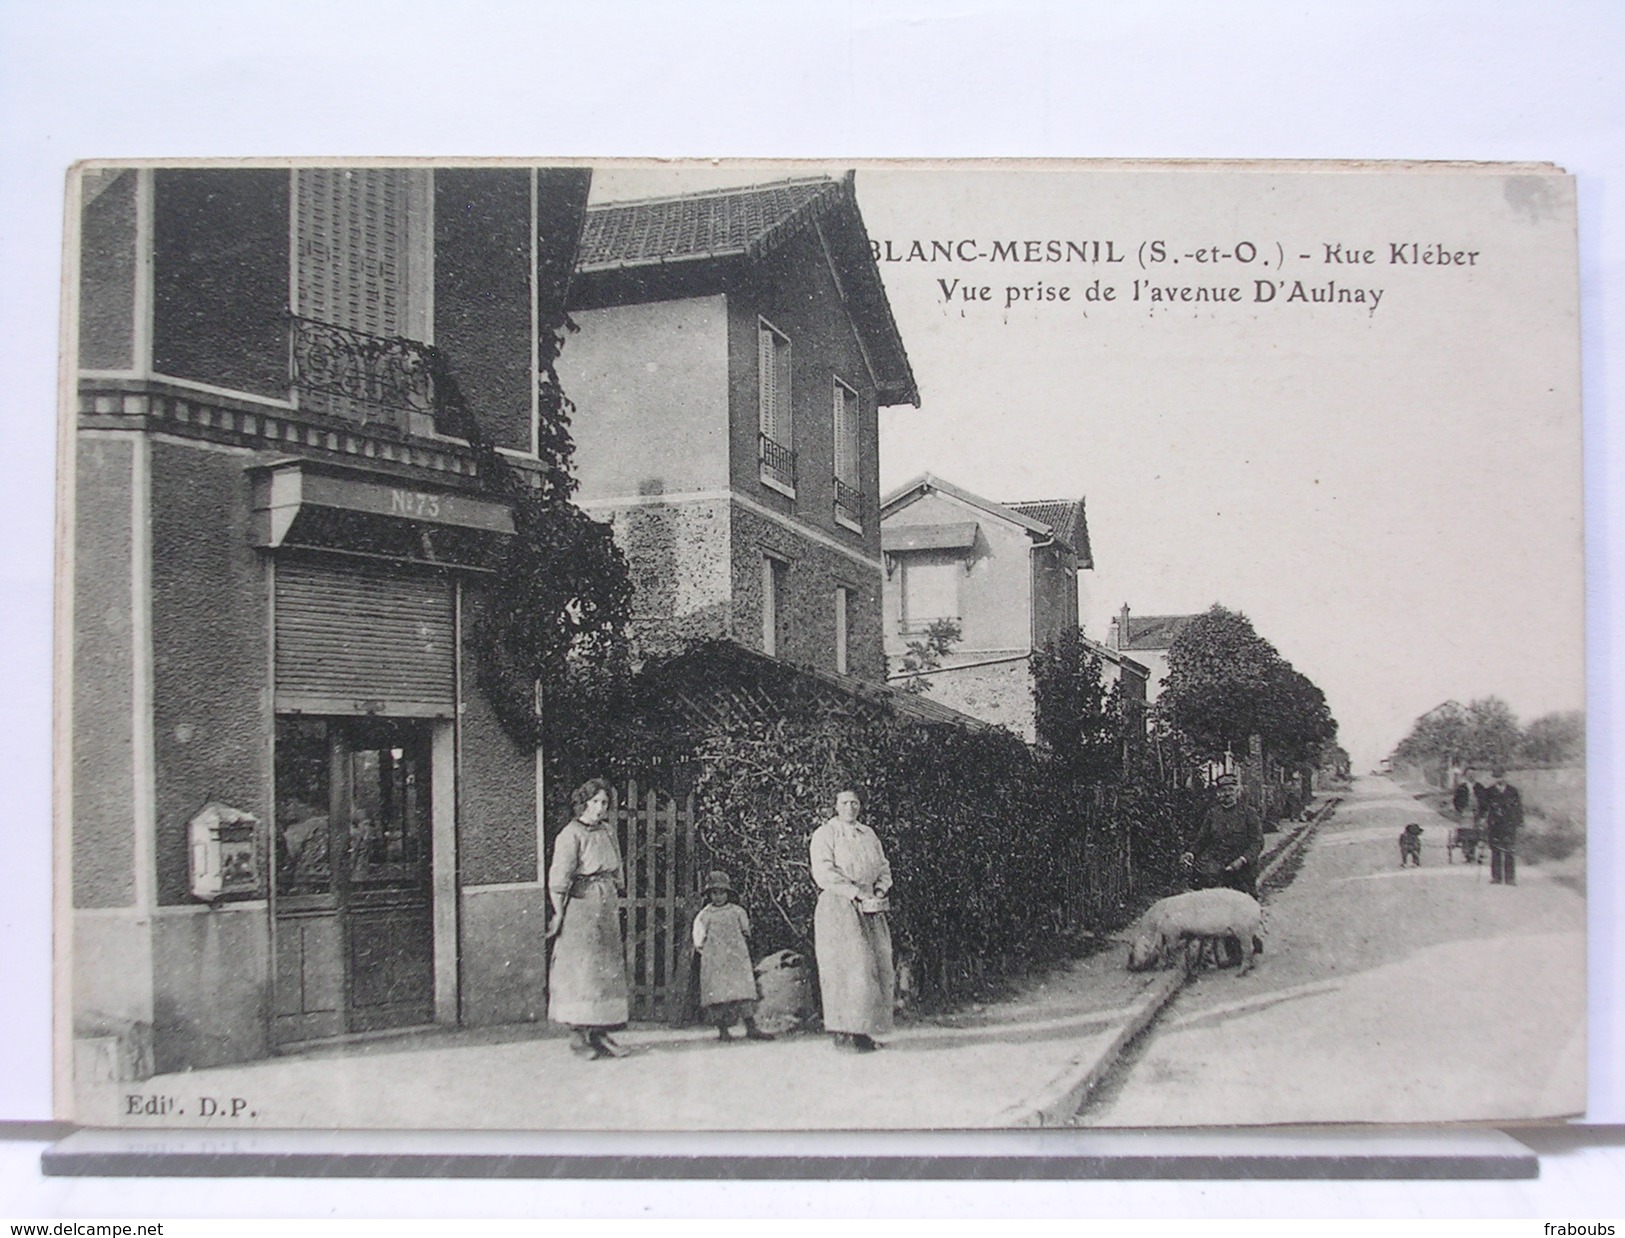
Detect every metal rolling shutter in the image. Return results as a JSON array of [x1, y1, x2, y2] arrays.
[[275, 560, 454, 717]]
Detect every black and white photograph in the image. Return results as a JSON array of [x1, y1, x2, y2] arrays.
[[59, 158, 1585, 1132]]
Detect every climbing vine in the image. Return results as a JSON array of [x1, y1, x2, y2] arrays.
[[426, 310, 634, 789]]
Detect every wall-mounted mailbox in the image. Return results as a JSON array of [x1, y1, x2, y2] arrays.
[[188, 802, 262, 902]]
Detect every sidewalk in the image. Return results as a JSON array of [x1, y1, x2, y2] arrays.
[[75, 801, 1333, 1133], [77, 948, 1174, 1131]]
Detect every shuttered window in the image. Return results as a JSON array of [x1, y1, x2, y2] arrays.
[[833, 377, 859, 488], [275, 560, 455, 716], [295, 168, 432, 341], [758, 318, 791, 446]]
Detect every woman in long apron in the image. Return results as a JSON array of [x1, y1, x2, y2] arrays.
[[809, 789, 895, 1052], [546, 777, 631, 1059]]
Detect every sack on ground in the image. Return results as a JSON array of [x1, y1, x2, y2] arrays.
[[753, 949, 812, 1034]]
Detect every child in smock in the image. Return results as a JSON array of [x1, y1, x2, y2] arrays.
[[691, 870, 773, 1042]]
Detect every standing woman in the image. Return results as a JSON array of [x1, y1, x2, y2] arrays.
[[546, 777, 630, 1058], [810, 790, 895, 1052]]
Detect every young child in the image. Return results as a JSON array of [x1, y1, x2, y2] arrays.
[[692, 870, 773, 1042]]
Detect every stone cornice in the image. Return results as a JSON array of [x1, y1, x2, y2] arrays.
[[76, 376, 539, 492]]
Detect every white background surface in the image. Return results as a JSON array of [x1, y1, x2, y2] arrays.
[[1, 0, 1620, 1217]]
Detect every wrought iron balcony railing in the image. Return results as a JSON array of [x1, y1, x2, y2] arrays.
[[290, 315, 442, 431], [833, 476, 865, 527], [759, 431, 796, 492]]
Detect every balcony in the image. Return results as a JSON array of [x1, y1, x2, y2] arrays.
[[289, 315, 446, 435], [833, 476, 865, 530], [758, 431, 796, 496]]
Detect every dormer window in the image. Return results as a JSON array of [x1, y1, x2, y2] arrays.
[[758, 317, 795, 496]]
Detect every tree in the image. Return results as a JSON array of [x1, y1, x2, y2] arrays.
[[1032, 627, 1125, 782], [1521, 709, 1585, 765], [1159, 604, 1337, 765], [1391, 695, 1528, 773], [1463, 696, 1521, 768]]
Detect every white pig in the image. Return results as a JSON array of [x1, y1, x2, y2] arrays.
[[1126, 888, 1264, 976]]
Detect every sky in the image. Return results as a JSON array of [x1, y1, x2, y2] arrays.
[[592, 163, 1585, 769]]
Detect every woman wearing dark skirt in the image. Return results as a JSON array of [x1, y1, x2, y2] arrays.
[[546, 777, 630, 1059]]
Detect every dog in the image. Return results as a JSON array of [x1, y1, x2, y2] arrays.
[[1399, 822, 1424, 867], [1126, 888, 1265, 977]]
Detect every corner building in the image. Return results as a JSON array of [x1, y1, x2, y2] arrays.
[[71, 166, 590, 1073]]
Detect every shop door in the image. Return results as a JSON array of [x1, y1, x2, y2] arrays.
[[273, 716, 435, 1043]]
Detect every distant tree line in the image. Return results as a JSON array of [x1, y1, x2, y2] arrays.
[[1391, 699, 1584, 770]]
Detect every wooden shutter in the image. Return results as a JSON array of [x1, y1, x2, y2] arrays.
[[297, 169, 406, 336], [275, 560, 454, 717], [834, 378, 859, 486], [758, 319, 791, 445], [758, 321, 778, 442]]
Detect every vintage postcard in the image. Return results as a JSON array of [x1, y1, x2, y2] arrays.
[[57, 159, 1584, 1131]]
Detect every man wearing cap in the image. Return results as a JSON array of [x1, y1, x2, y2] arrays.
[[1184, 773, 1265, 898], [1480, 766, 1524, 886], [1182, 773, 1265, 966]]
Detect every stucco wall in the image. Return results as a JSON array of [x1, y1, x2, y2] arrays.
[[731, 504, 884, 682], [152, 169, 289, 400], [434, 169, 535, 454], [1031, 543, 1080, 648], [883, 490, 1034, 656], [560, 295, 731, 501], [460, 885, 549, 1026], [151, 905, 270, 1072], [149, 438, 270, 907], [74, 434, 137, 909], [916, 658, 1037, 741], [457, 583, 540, 887], [1131, 648, 1172, 702], [79, 170, 137, 371]]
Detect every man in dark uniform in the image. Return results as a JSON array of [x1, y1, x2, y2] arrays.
[[1481, 766, 1524, 886], [1183, 772, 1266, 896], [1182, 772, 1266, 965]]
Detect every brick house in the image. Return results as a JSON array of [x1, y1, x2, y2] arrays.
[[70, 165, 591, 1078], [880, 474, 1148, 740], [557, 174, 917, 685]]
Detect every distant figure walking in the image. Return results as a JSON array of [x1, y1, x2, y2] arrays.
[[546, 777, 631, 1059], [1481, 766, 1524, 886], [1451, 773, 1472, 819], [810, 790, 895, 1053], [692, 870, 773, 1042]]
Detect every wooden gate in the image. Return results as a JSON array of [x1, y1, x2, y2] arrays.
[[613, 780, 701, 1022]]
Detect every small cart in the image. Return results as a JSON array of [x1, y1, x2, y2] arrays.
[[1447, 822, 1483, 864]]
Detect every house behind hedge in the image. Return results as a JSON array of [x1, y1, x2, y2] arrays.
[[558, 175, 917, 685], [880, 473, 1148, 740]]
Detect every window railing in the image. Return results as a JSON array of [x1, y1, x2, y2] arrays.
[[759, 431, 796, 492], [833, 476, 864, 527], [290, 315, 442, 431]]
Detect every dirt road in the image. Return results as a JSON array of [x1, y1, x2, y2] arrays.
[[1078, 775, 1586, 1126]]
